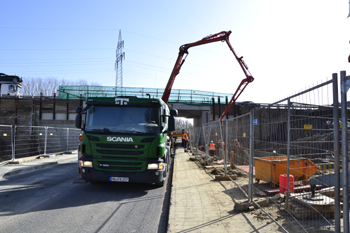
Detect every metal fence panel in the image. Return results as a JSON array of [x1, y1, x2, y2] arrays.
[[0, 125, 13, 162], [190, 76, 344, 232], [0, 125, 81, 162]]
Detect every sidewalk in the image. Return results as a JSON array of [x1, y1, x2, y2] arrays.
[[168, 149, 280, 233]]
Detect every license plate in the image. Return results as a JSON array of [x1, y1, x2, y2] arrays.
[[110, 177, 129, 182]]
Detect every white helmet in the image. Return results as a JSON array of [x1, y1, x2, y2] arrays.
[[211, 141, 213, 143]]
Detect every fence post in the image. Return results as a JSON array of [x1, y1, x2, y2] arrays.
[[44, 127, 48, 155], [66, 93, 69, 120], [202, 125, 208, 164], [11, 125, 15, 161], [53, 93, 56, 120], [332, 73, 341, 233], [212, 98, 215, 121], [218, 120, 226, 176], [39, 93, 43, 120], [225, 96, 228, 119], [64, 128, 72, 154], [286, 99, 291, 208], [66, 128, 69, 152], [218, 97, 221, 119], [248, 109, 254, 202], [225, 119, 228, 176], [341, 70, 349, 233]]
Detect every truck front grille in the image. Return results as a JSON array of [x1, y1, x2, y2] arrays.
[[96, 150, 143, 155], [93, 141, 154, 172], [96, 143, 145, 149]]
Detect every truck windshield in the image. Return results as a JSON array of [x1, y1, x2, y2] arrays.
[[85, 105, 160, 134]]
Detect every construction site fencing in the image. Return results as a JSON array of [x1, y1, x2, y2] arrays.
[[0, 125, 81, 163], [190, 72, 349, 233]]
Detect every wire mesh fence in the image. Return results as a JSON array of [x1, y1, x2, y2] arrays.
[[0, 125, 81, 163], [189, 73, 349, 232], [0, 125, 14, 161]]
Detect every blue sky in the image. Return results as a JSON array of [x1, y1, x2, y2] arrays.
[[1, 0, 349, 103]]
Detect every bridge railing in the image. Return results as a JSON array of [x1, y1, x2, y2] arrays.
[[58, 85, 232, 104], [0, 125, 81, 163]]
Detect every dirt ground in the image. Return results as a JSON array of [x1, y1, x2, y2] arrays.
[[193, 157, 339, 233]]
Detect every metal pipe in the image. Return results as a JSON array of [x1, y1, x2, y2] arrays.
[[270, 80, 332, 106]]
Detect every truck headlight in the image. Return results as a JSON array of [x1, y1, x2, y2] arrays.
[[80, 161, 93, 168], [147, 163, 164, 170]]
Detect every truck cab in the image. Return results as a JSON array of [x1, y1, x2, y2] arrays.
[[76, 96, 177, 187], [0, 73, 23, 97]]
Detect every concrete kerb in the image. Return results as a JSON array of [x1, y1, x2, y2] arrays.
[[2, 162, 59, 177], [4, 150, 78, 165], [0, 151, 78, 178]]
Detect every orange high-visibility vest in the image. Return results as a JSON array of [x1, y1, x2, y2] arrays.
[[182, 133, 188, 141], [208, 143, 216, 151]]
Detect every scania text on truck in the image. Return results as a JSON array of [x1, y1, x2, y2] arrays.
[[75, 96, 177, 187]]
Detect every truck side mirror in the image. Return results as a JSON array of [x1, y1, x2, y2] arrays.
[[76, 106, 82, 113], [170, 109, 178, 116], [75, 113, 82, 129], [75, 106, 83, 129], [168, 116, 176, 131]]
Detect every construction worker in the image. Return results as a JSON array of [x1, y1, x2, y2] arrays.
[[219, 140, 225, 149], [208, 140, 216, 156], [182, 131, 189, 152], [171, 132, 176, 151], [234, 139, 241, 147]]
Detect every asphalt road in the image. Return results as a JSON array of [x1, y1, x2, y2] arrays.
[[0, 157, 172, 233]]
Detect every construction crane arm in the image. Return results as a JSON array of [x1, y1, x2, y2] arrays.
[[162, 31, 233, 104], [161, 30, 254, 121]]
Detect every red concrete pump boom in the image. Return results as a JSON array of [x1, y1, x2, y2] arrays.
[[161, 30, 254, 121]]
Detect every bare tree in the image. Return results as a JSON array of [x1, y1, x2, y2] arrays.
[[21, 77, 101, 96], [175, 118, 193, 133]]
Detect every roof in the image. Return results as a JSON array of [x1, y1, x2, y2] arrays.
[[0, 73, 23, 84]]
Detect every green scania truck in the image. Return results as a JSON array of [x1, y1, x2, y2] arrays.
[[75, 96, 177, 187]]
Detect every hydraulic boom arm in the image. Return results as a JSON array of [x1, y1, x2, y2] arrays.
[[161, 31, 254, 121]]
